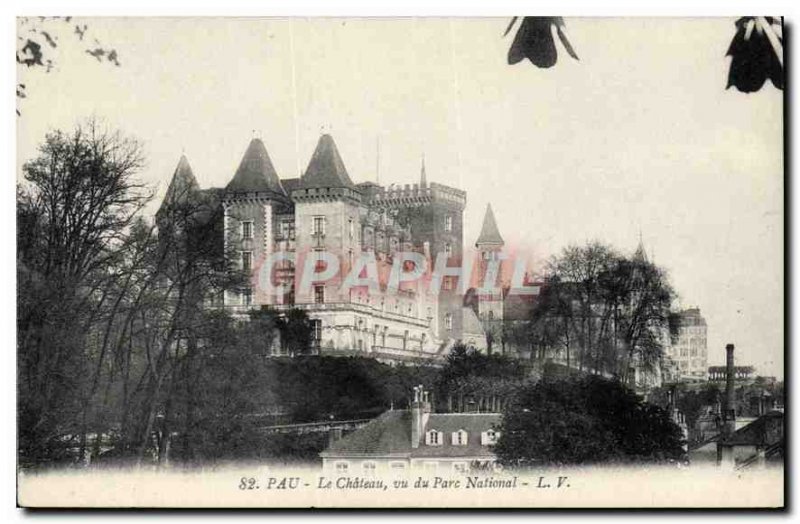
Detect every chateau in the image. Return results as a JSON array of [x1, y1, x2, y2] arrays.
[[156, 134, 508, 363]]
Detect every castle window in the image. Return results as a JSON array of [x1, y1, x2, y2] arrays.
[[241, 251, 253, 272], [389, 461, 406, 470], [312, 216, 326, 236], [311, 319, 322, 342], [242, 287, 253, 306], [426, 430, 443, 446], [334, 461, 349, 474], [314, 248, 325, 271], [488, 311, 494, 321], [444, 243, 452, 258], [445, 215, 452, 232], [362, 461, 377, 476], [445, 313, 453, 331], [314, 284, 325, 304], [452, 430, 468, 446], [279, 219, 294, 240], [348, 218, 354, 240], [241, 220, 253, 240], [443, 277, 453, 291]]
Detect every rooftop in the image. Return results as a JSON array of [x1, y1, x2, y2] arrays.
[[226, 138, 286, 195], [321, 410, 501, 458]]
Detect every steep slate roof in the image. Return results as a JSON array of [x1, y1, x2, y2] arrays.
[[161, 155, 200, 208], [462, 307, 486, 337], [502, 293, 538, 321], [324, 410, 412, 455], [281, 177, 302, 194], [723, 411, 784, 447], [475, 203, 504, 246], [226, 138, 286, 195], [322, 410, 500, 459], [300, 134, 355, 189]]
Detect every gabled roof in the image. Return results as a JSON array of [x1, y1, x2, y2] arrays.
[[300, 134, 355, 189], [723, 411, 784, 447], [321, 410, 500, 459], [161, 155, 200, 207], [476, 203, 504, 246], [226, 138, 286, 195], [324, 410, 412, 455]]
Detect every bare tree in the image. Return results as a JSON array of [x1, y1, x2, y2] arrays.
[[17, 118, 148, 465]]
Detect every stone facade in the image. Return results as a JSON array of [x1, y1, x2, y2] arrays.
[[158, 134, 468, 363]]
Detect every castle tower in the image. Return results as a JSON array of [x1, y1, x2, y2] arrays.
[[475, 203, 505, 350], [291, 134, 363, 305], [157, 154, 200, 220], [223, 137, 291, 307]]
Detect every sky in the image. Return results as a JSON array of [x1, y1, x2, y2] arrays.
[[16, 17, 784, 377]]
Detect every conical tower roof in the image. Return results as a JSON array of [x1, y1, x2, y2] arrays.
[[300, 134, 355, 189], [476, 203, 504, 247], [160, 155, 200, 211], [226, 138, 285, 195], [634, 232, 649, 262]]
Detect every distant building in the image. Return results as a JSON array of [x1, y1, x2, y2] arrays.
[[666, 308, 708, 381], [717, 411, 784, 469], [320, 386, 501, 474]]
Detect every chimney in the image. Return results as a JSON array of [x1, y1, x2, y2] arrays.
[[328, 427, 343, 447], [723, 344, 736, 436], [410, 385, 431, 449]]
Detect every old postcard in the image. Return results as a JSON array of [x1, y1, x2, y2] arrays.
[[15, 16, 784, 508]]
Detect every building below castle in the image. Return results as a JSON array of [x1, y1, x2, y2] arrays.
[[320, 386, 501, 473]]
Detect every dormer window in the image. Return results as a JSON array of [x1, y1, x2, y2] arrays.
[[451, 429, 468, 446], [426, 430, 443, 446], [481, 429, 500, 445]]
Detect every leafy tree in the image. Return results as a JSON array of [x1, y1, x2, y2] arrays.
[[436, 344, 526, 412], [279, 308, 314, 356], [504, 16, 783, 94], [17, 17, 121, 114], [495, 375, 686, 467], [522, 241, 674, 383]]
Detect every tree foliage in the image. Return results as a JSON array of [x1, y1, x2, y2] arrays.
[[17, 17, 121, 114], [512, 241, 674, 383], [494, 375, 686, 467], [436, 344, 527, 413], [17, 119, 148, 465]]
